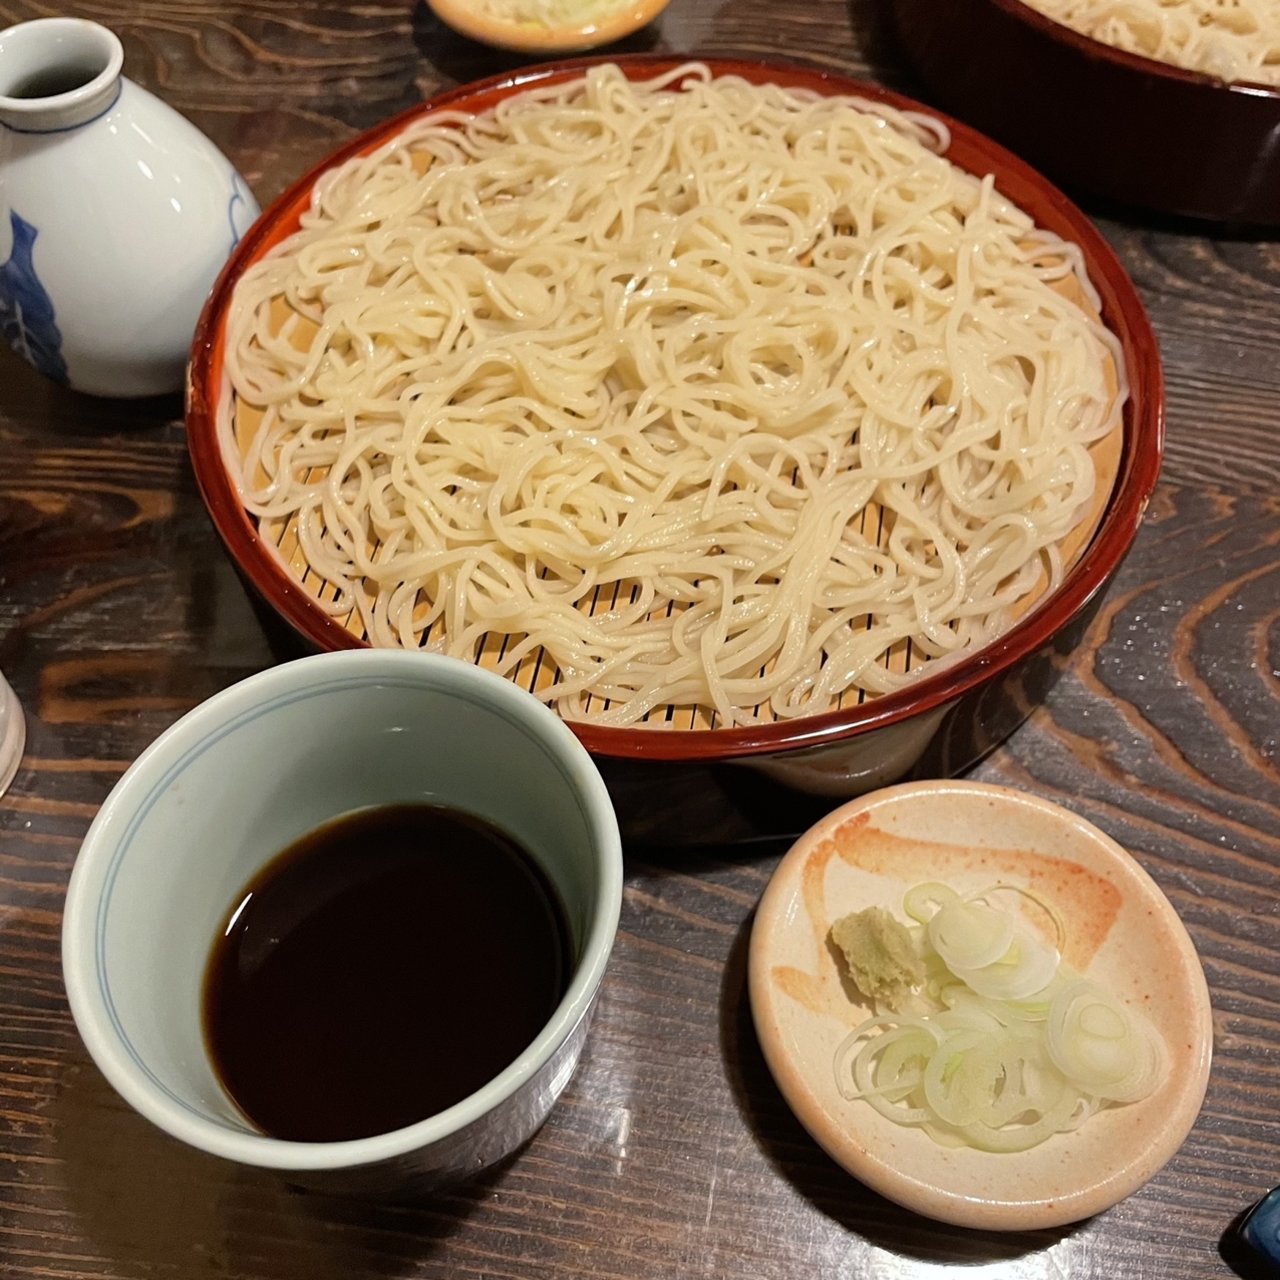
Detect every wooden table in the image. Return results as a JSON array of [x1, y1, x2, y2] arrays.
[[2, 1, 1278, 1276]]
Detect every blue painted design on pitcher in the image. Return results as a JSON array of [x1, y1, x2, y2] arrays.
[[226, 170, 256, 253], [0, 211, 69, 384]]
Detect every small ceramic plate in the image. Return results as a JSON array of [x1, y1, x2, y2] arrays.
[[748, 780, 1212, 1231], [425, 0, 671, 53]]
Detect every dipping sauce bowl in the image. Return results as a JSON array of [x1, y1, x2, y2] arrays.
[[61, 650, 623, 1193]]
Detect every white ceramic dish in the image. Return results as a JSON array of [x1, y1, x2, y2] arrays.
[[0, 18, 258, 396], [0, 671, 23, 798], [748, 780, 1213, 1230], [62, 650, 623, 1193], [425, 0, 671, 53]]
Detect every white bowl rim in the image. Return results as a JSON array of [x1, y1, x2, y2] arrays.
[[61, 649, 624, 1172], [0, 18, 124, 115]]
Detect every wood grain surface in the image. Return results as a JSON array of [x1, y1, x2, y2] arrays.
[[1, 1, 1278, 1277]]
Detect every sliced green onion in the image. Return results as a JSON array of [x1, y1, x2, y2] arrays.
[[1047, 979, 1167, 1103], [967, 881, 1067, 952], [949, 930, 1060, 1001], [943, 1083, 1083, 1154], [928, 897, 1015, 971], [903, 881, 960, 924], [832, 880, 1167, 1153]]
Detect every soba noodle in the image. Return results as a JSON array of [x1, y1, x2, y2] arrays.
[[221, 63, 1125, 728], [1021, 0, 1280, 85]]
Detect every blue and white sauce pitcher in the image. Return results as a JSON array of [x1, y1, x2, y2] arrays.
[[0, 18, 258, 397]]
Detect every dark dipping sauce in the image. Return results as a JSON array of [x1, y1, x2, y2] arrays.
[[202, 804, 572, 1143]]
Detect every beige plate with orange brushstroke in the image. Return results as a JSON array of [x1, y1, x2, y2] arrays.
[[748, 781, 1212, 1230], [425, 0, 672, 53]]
